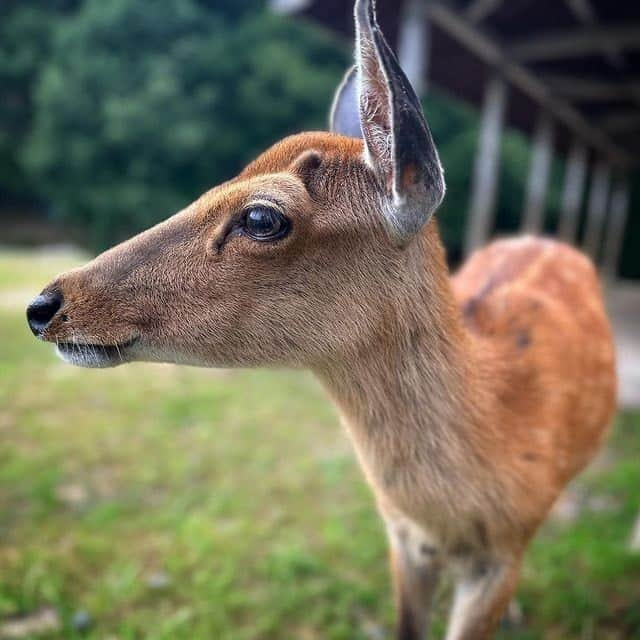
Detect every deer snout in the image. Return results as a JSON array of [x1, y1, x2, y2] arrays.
[[26, 290, 64, 337]]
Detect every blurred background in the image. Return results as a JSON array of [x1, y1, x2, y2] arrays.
[[1, 0, 639, 638]]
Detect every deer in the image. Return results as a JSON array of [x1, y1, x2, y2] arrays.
[[26, 0, 617, 637]]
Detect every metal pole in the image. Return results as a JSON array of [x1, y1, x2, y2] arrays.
[[583, 160, 612, 262], [601, 176, 631, 279], [522, 113, 555, 234], [558, 141, 588, 243], [398, 0, 430, 96], [464, 74, 508, 255]]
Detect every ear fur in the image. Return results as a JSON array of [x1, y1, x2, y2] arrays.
[[329, 0, 445, 246]]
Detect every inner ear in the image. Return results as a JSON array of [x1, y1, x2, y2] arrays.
[[290, 150, 323, 190], [358, 50, 392, 174]]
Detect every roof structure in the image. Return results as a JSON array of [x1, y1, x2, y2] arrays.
[[284, 0, 640, 168], [272, 0, 638, 275]]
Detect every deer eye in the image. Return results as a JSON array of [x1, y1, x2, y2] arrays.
[[242, 206, 290, 241]]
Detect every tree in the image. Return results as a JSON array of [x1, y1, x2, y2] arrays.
[[0, 0, 81, 204], [22, 0, 348, 248]]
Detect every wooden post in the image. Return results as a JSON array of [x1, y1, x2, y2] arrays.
[[583, 160, 612, 261], [522, 113, 554, 233], [601, 176, 631, 279], [464, 74, 508, 256], [398, 0, 429, 96], [558, 142, 588, 243]]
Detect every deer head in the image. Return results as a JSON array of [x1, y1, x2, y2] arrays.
[[26, 0, 444, 370]]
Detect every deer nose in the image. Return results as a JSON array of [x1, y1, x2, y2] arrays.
[[26, 291, 63, 336]]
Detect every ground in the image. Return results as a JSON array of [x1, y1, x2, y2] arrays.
[[1, 248, 639, 640]]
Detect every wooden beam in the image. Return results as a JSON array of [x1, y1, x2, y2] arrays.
[[601, 110, 640, 134], [465, 0, 505, 23], [583, 160, 612, 261], [522, 114, 555, 233], [541, 75, 640, 102], [567, 0, 597, 24], [564, 0, 626, 68], [565, 0, 598, 24], [562, 0, 640, 123], [398, 0, 430, 95], [601, 176, 631, 279], [558, 142, 588, 243], [464, 74, 508, 255], [426, 3, 632, 167], [510, 25, 640, 62]]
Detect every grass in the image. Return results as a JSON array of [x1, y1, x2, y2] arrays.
[[1, 248, 639, 639]]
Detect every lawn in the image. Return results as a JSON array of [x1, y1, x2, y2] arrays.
[[1, 248, 639, 639]]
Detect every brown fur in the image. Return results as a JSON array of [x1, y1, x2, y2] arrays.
[[33, 132, 617, 639]]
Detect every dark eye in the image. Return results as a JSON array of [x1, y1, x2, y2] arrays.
[[243, 206, 290, 241]]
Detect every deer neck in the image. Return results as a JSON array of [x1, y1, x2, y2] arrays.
[[313, 231, 494, 513]]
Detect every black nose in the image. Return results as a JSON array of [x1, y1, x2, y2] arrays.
[[26, 291, 63, 336]]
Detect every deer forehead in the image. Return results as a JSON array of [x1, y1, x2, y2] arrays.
[[240, 131, 364, 178], [199, 173, 312, 225]]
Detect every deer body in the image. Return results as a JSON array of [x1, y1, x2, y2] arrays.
[[316, 221, 615, 638], [27, 1, 616, 637], [324, 231, 616, 549]]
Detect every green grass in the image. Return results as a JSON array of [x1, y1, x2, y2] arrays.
[[1, 248, 639, 639]]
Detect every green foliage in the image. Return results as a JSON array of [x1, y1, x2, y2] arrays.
[[0, 0, 81, 200], [22, 0, 348, 249], [422, 93, 477, 260]]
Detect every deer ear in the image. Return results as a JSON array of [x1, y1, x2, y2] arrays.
[[354, 0, 445, 245], [329, 66, 362, 138], [290, 149, 324, 192]]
